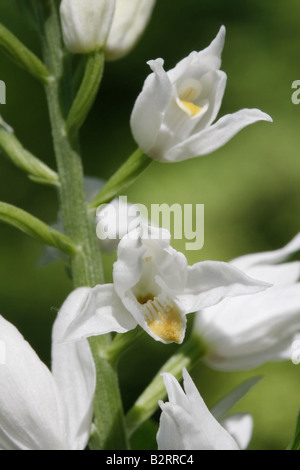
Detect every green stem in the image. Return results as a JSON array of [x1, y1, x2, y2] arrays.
[[125, 336, 205, 437], [40, 0, 128, 450], [89, 148, 152, 209]]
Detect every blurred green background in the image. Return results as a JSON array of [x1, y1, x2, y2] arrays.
[[0, 0, 300, 450]]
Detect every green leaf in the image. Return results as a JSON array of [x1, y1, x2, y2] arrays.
[[0, 125, 59, 186], [288, 410, 300, 450], [0, 202, 78, 256], [66, 51, 104, 139], [0, 23, 52, 84], [89, 148, 152, 208], [211, 376, 262, 421]]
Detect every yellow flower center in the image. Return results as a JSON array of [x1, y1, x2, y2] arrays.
[[138, 296, 184, 344], [179, 99, 203, 117], [177, 78, 203, 118]]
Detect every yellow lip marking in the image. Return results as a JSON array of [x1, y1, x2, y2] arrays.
[[143, 298, 183, 344], [180, 99, 203, 117]]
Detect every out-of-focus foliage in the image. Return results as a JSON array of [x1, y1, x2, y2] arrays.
[[0, 0, 299, 450]]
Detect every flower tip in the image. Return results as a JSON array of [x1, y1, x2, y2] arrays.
[[147, 58, 165, 72]]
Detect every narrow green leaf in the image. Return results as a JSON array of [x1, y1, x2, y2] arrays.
[[0, 23, 52, 84], [89, 148, 152, 208], [0, 202, 78, 256], [288, 410, 300, 450], [211, 376, 262, 421], [66, 51, 104, 138], [0, 126, 59, 186]]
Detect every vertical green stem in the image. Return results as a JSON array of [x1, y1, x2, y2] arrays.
[[40, 0, 128, 449]]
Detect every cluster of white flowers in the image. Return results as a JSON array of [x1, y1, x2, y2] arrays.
[[0, 1, 299, 452]]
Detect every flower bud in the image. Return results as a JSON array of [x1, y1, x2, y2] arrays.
[[105, 0, 156, 60], [60, 0, 116, 54]]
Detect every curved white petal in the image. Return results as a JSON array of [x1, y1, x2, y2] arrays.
[[157, 369, 239, 450], [168, 26, 226, 84], [130, 58, 174, 154], [246, 262, 300, 286], [164, 108, 272, 162], [105, 0, 156, 60], [51, 337, 96, 450], [0, 316, 67, 450], [232, 233, 300, 271], [221, 413, 253, 450], [60, 0, 115, 53], [198, 283, 300, 370], [175, 260, 270, 314], [53, 286, 137, 343]]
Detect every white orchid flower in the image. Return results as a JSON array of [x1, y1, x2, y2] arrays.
[[157, 369, 253, 450], [54, 224, 269, 345], [194, 234, 300, 371], [105, 0, 156, 60], [60, 0, 115, 54], [130, 26, 272, 162], [0, 313, 95, 450]]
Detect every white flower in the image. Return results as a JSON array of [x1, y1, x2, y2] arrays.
[[60, 0, 115, 54], [54, 224, 269, 345], [0, 312, 95, 450], [105, 0, 156, 60], [157, 369, 253, 450], [194, 234, 300, 371], [130, 26, 272, 162]]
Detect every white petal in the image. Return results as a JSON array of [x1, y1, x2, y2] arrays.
[[222, 413, 253, 450], [168, 26, 226, 84], [199, 284, 300, 370], [51, 337, 96, 450], [157, 369, 239, 450], [60, 0, 116, 53], [195, 70, 227, 130], [246, 262, 300, 286], [175, 260, 270, 314], [232, 233, 300, 271], [164, 108, 272, 162], [0, 316, 67, 450], [105, 0, 156, 60], [130, 58, 174, 154], [53, 286, 137, 343]]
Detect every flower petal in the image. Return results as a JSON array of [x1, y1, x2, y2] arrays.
[[164, 108, 272, 162], [157, 369, 239, 450], [198, 284, 300, 370], [105, 0, 156, 60], [130, 58, 174, 154], [0, 316, 67, 450], [53, 286, 137, 343], [174, 260, 270, 314], [168, 26, 226, 84], [221, 413, 253, 450], [232, 233, 300, 271], [51, 335, 96, 450], [60, 0, 116, 53], [246, 262, 300, 286]]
